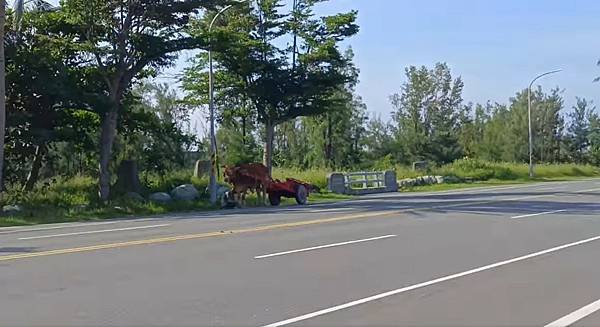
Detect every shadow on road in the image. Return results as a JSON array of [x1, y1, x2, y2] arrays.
[[162, 189, 600, 221], [0, 247, 38, 253]]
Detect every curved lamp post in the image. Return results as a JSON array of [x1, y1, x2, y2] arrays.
[[208, 1, 248, 205], [528, 69, 562, 178]]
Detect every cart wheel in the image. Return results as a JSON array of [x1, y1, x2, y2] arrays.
[[294, 185, 308, 205], [269, 193, 281, 206]]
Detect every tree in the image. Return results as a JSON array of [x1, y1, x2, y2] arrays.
[[0, 0, 8, 191], [3, 1, 73, 190], [186, 0, 359, 173], [116, 82, 200, 176], [363, 113, 398, 166], [53, 0, 216, 201], [391, 63, 464, 164], [589, 110, 600, 165], [566, 98, 592, 163], [458, 103, 489, 158], [282, 48, 367, 169]]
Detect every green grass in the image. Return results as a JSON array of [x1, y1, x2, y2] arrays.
[[272, 167, 330, 191], [2, 160, 598, 227], [0, 173, 218, 227], [396, 159, 600, 182]]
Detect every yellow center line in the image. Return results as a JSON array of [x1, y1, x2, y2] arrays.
[[0, 191, 575, 262]]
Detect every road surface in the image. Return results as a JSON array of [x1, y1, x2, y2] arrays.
[[2, 179, 600, 326]]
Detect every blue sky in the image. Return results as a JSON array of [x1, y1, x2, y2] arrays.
[[316, 0, 600, 118]]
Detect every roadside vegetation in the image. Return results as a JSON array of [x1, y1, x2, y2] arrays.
[[1, 1, 600, 227], [2, 160, 597, 227]]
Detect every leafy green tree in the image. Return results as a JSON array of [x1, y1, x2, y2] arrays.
[[363, 113, 398, 166], [458, 103, 490, 158], [288, 48, 367, 169], [186, 0, 359, 173], [116, 82, 200, 176], [589, 110, 600, 165], [566, 98, 592, 163], [391, 63, 464, 164], [217, 123, 261, 166], [53, 0, 215, 201], [4, 5, 85, 189]]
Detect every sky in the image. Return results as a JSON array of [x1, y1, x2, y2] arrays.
[[316, 0, 600, 119], [42, 0, 600, 122]]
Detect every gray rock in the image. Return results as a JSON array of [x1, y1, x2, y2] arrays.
[[444, 175, 461, 184], [113, 206, 127, 213], [3, 204, 23, 215], [435, 176, 445, 184], [171, 184, 200, 201], [399, 178, 416, 188], [125, 192, 145, 202], [149, 192, 172, 203]]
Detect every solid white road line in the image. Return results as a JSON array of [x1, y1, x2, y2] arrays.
[[306, 208, 357, 213], [576, 187, 600, 193], [511, 209, 568, 220], [254, 235, 397, 259], [262, 234, 600, 327], [18, 224, 170, 240], [544, 298, 600, 327], [0, 218, 157, 235]]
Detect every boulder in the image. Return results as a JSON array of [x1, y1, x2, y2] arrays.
[[171, 184, 200, 201], [435, 176, 445, 184], [444, 175, 461, 184], [125, 192, 145, 202], [113, 206, 127, 213], [426, 176, 436, 185], [2, 204, 23, 215], [399, 178, 416, 188], [149, 192, 172, 203]]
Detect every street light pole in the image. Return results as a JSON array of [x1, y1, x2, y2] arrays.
[[528, 69, 562, 178], [208, 2, 247, 205]]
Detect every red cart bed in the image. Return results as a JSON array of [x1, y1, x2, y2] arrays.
[[266, 178, 311, 206]]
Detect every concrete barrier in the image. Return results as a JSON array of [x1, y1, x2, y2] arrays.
[[328, 170, 398, 195]]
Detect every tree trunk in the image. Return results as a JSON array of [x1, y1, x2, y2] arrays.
[[98, 109, 119, 202], [0, 1, 6, 194], [263, 120, 274, 176], [325, 115, 333, 166], [242, 116, 246, 145], [113, 159, 143, 194], [23, 144, 46, 192]]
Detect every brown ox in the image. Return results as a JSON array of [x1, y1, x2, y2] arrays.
[[223, 163, 272, 207]]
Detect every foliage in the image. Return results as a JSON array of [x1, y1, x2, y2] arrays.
[[397, 158, 600, 182], [391, 63, 465, 164], [53, 0, 216, 200], [184, 0, 359, 171]]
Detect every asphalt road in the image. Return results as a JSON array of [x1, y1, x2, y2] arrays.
[[2, 179, 600, 326]]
